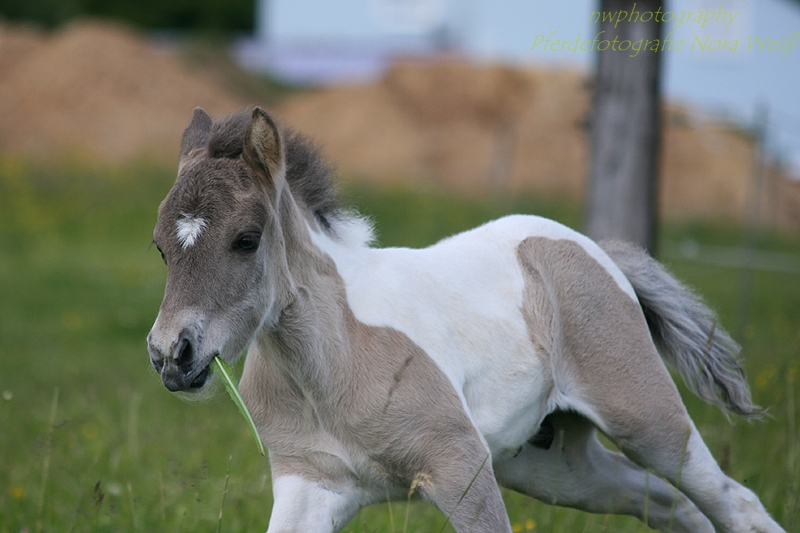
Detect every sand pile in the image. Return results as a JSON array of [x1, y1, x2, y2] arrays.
[[278, 61, 589, 198], [279, 58, 798, 225], [0, 20, 245, 163], [0, 22, 46, 80], [0, 20, 795, 225]]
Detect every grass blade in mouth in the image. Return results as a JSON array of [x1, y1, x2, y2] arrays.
[[210, 355, 266, 456]]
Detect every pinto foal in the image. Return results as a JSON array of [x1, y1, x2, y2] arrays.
[[148, 107, 785, 533]]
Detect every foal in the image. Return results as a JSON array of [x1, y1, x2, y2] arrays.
[[148, 107, 785, 533]]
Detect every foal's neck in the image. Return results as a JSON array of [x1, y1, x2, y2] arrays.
[[258, 190, 354, 389]]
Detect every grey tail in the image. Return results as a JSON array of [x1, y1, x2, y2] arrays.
[[600, 240, 763, 419]]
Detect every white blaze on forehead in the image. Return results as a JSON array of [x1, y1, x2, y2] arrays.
[[175, 213, 207, 249]]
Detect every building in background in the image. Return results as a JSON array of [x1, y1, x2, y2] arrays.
[[237, 0, 552, 84], [237, 0, 800, 178]]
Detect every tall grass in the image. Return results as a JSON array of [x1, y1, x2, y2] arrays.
[[0, 159, 797, 532]]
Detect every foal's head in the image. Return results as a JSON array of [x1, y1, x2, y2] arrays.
[[147, 107, 303, 393]]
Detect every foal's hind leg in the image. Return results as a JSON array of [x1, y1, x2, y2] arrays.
[[494, 411, 713, 533], [563, 328, 784, 533], [515, 237, 783, 532]]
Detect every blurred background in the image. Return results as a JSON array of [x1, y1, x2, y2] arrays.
[[0, 1, 798, 532]]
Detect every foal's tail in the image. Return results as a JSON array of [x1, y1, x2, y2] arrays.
[[600, 240, 763, 419]]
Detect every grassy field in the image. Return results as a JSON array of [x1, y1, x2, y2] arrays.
[[0, 159, 797, 532]]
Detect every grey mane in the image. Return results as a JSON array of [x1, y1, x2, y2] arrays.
[[205, 108, 343, 233]]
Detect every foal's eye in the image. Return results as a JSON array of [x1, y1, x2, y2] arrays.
[[156, 245, 166, 264], [233, 233, 260, 252]]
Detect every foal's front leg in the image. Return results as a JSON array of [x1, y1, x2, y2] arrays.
[[419, 451, 513, 533], [266, 451, 512, 533], [266, 470, 363, 533]]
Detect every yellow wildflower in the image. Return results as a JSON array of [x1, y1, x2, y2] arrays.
[[81, 423, 99, 440]]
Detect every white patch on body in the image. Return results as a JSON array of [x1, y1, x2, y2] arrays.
[[175, 214, 207, 249], [309, 214, 639, 457]]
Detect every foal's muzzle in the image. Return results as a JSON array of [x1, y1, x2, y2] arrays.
[[148, 328, 211, 392]]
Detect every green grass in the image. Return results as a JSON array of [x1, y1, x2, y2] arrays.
[[0, 159, 797, 532]]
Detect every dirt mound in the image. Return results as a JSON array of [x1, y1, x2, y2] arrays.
[[0, 20, 794, 226], [279, 60, 590, 197], [382, 60, 530, 127], [0, 20, 245, 163], [0, 22, 46, 82], [278, 59, 797, 226]]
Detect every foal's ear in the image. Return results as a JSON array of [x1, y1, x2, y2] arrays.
[[243, 107, 285, 184], [180, 107, 213, 159]]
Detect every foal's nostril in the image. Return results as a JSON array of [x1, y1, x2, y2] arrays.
[[174, 331, 195, 368]]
